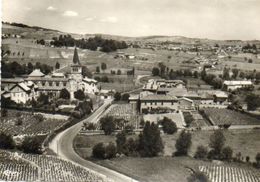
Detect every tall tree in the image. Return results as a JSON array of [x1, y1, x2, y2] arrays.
[[175, 130, 192, 156]]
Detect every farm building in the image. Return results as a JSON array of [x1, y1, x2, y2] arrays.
[[223, 80, 253, 91], [143, 79, 185, 93]]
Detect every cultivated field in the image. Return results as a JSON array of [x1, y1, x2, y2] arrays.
[[200, 164, 260, 182], [201, 108, 260, 126], [0, 110, 67, 136], [0, 150, 109, 182]]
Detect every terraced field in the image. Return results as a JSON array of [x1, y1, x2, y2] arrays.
[[200, 165, 260, 182]]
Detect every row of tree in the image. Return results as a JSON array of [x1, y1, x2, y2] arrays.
[[50, 35, 128, 52], [2, 61, 53, 78]]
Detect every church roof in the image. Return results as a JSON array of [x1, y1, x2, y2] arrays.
[[72, 47, 81, 65]]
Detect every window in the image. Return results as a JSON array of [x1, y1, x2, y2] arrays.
[[151, 102, 153, 105], [49, 81, 53, 86], [171, 101, 174, 105], [63, 82, 67, 87], [155, 102, 157, 105], [145, 102, 147, 105], [42, 81, 46, 86], [56, 82, 59, 86], [161, 102, 164, 105]]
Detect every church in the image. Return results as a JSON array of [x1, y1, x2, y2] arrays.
[[1, 48, 99, 104]]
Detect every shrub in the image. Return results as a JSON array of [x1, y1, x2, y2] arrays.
[[256, 153, 260, 164], [0, 132, 15, 149], [246, 156, 250, 163], [194, 145, 208, 159], [124, 138, 139, 156], [21, 137, 42, 154], [74, 90, 86, 101], [92, 143, 106, 159], [187, 171, 209, 182], [34, 114, 44, 122], [105, 142, 117, 159], [175, 130, 192, 156], [159, 117, 177, 134], [116, 131, 126, 154], [222, 146, 233, 161], [1, 109, 8, 117]]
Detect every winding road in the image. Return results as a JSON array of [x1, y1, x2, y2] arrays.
[[49, 99, 138, 182]]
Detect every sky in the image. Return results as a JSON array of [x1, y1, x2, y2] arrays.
[[2, 0, 260, 40]]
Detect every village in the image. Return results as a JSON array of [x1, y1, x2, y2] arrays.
[[1, 2, 260, 181]]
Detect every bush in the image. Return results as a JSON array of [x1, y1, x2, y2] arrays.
[[1, 109, 8, 117], [222, 146, 233, 161], [105, 142, 117, 159], [124, 138, 139, 156], [92, 143, 106, 159], [74, 90, 86, 101], [187, 171, 209, 182], [34, 114, 44, 122], [256, 153, 260, 165], [100, 76, 109, 82], [0, 132, 15, 149], [174, 130, 192, 156], [159, 117, 177, 134], [100, 116, 116, 135], [21, 137, 42, 154], [194, 145, 208, 159]]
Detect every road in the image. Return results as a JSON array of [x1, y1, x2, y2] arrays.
[[49, 99, 138, 182]]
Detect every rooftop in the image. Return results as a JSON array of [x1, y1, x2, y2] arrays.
[[28, 69, 45, 77]]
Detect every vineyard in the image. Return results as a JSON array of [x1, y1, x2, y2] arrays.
[[201, 108, 260, 126], [199, 165, 260, 182], [0, 150, 111, 182], [105, 104, 139, 127], [0, 111, 67, 136]]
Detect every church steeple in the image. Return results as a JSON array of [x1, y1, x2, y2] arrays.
[[73, 47, 80, 65]]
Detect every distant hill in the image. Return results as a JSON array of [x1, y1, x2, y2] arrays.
[[2, 22, 260, 45]]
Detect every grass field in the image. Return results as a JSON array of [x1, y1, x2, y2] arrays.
[[74, 129, 260, 182]]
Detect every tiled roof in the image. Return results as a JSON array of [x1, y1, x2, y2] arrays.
[[140, 94, 178, 101]]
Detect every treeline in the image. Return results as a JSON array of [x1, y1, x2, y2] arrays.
[[3, 21, 58, 32], [50, 35, 128, 52], [242, 43, 258, 53], [1, 61, 53, 78]]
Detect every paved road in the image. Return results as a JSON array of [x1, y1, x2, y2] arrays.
[[49, 99, 138, 182]]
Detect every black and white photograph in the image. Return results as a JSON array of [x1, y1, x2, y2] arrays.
[[1, 0, 260, 181]]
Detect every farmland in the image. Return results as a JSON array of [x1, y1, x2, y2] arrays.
[[0, 150, 108, 182], [201, 108, 260, 126], [199, 164, 260, 182], [0, 110, 68, 136]]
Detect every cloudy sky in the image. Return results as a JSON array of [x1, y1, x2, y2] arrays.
[[2, 0, 260, 40]]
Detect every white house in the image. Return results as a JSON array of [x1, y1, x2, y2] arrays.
[[223, 80, 253, 91]]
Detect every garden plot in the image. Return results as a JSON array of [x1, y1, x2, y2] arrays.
[[199, 165, 260, 182], [201, 108, 260, 126]]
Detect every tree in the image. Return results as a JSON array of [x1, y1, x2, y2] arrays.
[[55, 62, 60, 70], [0, 132, 15, 149], [117, 69, 122, 75], [175, 130, 192, 156], [222, 146, 233, 161], [21, 136, 42, 154], [96, 66, 100, 73], [114, 92, 121, 101], [82, 66, 92, 78], [74, 90, 86, 100], [100, 76, 109, 82], [60, 88, 70, 100], [121, 93, 130, 101], [187, 171, 209, 182], [256, 153, 260, 165], [1, 109, 8, 117], [92, 143, 106, 159], [159, 117, 177, 134], [138, 122, 164, 157], [245, 93, 260, 111], [209, 130, 226, 157], [116, 131, 126, 154], [194, 145, 208, 159], [101, 63, 107, 71], [105, 142, 117, 159], [152, 67, 160, 76], [100, 116, 116, 135]]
